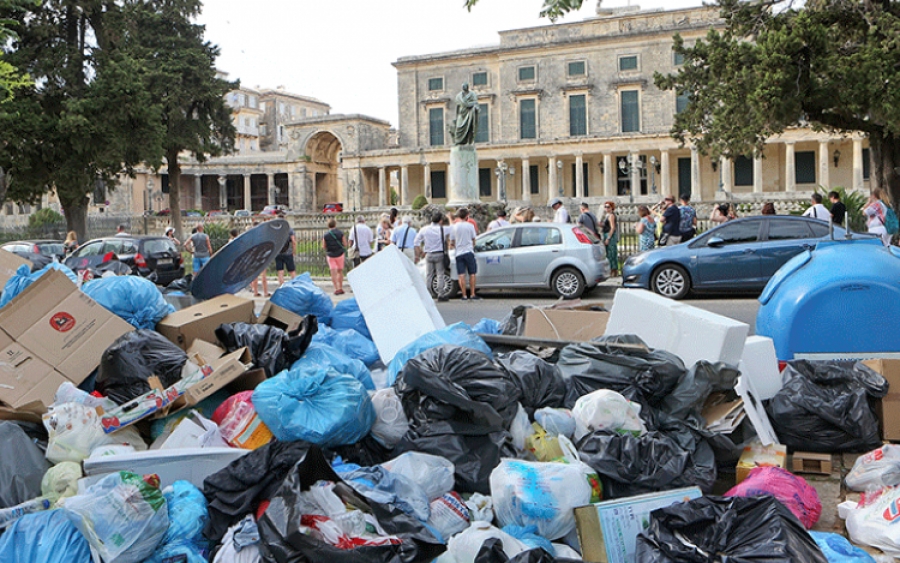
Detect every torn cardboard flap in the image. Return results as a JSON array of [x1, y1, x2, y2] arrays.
[[257, 301, 306, 333], [522, 307, 609, 342], [0, 249, 31, 289]]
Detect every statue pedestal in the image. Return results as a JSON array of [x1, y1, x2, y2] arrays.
[[448, 145, 479, 206]]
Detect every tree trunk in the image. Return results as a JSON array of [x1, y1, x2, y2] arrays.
[[61, 198, 88, 243], [167, 148, 183, 242], [870, 132, 900, 213]]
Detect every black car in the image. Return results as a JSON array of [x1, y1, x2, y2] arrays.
[[1, 239, 65, 270], [64, 236, 184, 285]]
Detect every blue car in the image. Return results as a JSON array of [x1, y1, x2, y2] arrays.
[[622, 215, 864, 299]]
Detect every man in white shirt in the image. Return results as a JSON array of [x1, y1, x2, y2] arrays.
[[414, 211, 451, 301], [348, 215, 374, 267], [114, 224, 130, 237], [802, 193, 831, 221], [487, 209, 510, 231], [391, 216, 418, 261], [450, 208, 479, 300], [550, 198, 570, 223]]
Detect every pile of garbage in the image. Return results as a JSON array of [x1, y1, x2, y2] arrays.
[[1, 251, 899, 563]]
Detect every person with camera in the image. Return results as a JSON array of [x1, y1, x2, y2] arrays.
[[414, 211, 452, 301], [659, 196, 682, 246]]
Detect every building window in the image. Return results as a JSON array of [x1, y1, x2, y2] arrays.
[[472, 71, 488, 87], [479, 168, 492, 197], [795, 151, 816, 184], [429, 107, 444, 146], [519, 98, 536, 139], [567, 61, 586, 77], [260, 102, 266, 112], [676, 91, 690, 114], [734, 156, 753, 186], [620, 90, 640, 133], [431, 170, 447, 199], [260, 124, 267, 136], [428, 77, 443, 91], [279, 102, 285, 114], [475, 103, 489, 143], [674, 52, 685, 66], [569, 94, 587, 137], [301, 108, 307, 117], [518, 66, 536, 82], [619, 55, 638, 71], [863, 148, 870, 180], [238, 93, 246, 105], [530, 165, 540, 194], [249, 96, 257, 109], [278, 125, 284, 141]]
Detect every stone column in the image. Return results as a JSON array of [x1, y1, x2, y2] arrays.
[[400, 165, 409, 206], [690, 147, 701, 201], [242, 174, 251, 211], [629, 153, 641, 199], [853, 138, 864, 192], [818, 141, 830, 190], [721, 157, 734, 193], [548, 156, 559, 203], [785, 142, 796, 193], [660, 151, 671, 197], [423, 163, 432, 200], [603, 153, 615, 197], [521, 158, 532, 203], [217, 175, 227, 210], [309, 169, 318, 212], [378, 166, 386, 207], [753, 154, 764, 194], [575, 153, 584, 199], [267, 173, 275, 206], [194, 175, 202, 210]]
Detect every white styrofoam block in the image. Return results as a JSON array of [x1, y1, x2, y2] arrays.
[[735, 375, 779, 446], [81, 447, 249, 490], [347, 245, 445, 364], [605, 289, 749, 367], [738, 336, 782, 401]]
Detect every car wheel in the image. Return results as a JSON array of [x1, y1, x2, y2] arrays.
[[430, 273, 459, 299], [651, 264, 690, 300], [551, 267, 585, 299]]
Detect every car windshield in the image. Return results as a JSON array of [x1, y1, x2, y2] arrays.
[[38, 243, 64, 256], [143, 239, 177, 254]]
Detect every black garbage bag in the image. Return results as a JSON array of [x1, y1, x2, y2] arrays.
[[635, 495, 827, 562], [660, 361, 740, 421], [92, 258, 133, 277], [203, 440, 313, 543], [0, 422, 50, 509], [258, 445, 445, 563], [96, 329, 188, 404], [766, 360, 888, 453], [475, 540, 579, 563], [577, 413, 716, 498], [394, 344, 520, 493], [496, 351, 566, 416], [557, 336, 686, 408], [216, 318, 317, 379], [163, 274, 193, 294], [327, 434, 393, 468], [498, 305, 531, 336]]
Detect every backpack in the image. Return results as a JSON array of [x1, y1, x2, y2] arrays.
[[885, 206, 899, 235]]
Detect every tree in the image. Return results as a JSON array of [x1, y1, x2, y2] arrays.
[[0, 0, 33, 103], [465, 0, 585, 21], [655, 0, 900, 209], [124, 0, 235, 242]]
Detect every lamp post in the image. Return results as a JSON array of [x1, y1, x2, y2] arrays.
[[649, 156, 658, 195], [147, 178, 155, 212], [618, 154, 643, 203], [495, 161, 509, 202], [556, 160, 563, 198]]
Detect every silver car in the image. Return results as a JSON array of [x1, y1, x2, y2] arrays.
[[424, 222, 610, 299]]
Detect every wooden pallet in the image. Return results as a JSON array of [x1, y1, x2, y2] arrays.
[[791, 452, 833, 475]]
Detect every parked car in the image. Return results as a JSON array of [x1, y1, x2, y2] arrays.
[[419, 222, 609, 299], [64, 236, 184, 285], [0, 239, 65, 270], [208, 210, 230, 217], [622, 215, 871, 299], [322, 202, 343, 214], [261, 204, 288, 216], [234, 210, 251, 217]]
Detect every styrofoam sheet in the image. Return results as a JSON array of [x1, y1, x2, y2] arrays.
[[735, 375, 779, 446], [81, 447, 248, 490], [738, 336, 782, 401], [348, 245, 445, 364], [605, 289, 749, 367]]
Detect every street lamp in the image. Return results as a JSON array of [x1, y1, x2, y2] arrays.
[[556, 160, 563, 198], [618, 154, 643, 203], [649, 156, 659, 195], [147, 178, 155, 212], [494, 161, 509, 202]]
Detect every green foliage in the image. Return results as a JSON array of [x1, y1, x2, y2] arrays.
[[412, 194, 429, 210], [390, 188, 399, 206], [27, 207, 63, 228], [202, 221, 231, 253]]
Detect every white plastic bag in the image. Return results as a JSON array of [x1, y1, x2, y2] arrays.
[[369, 388, 409, 448], [534, 407, 576, 439], [380, 451, 455, 500], [44, 403, 146, 464], [572, 389, 646, 441], [445, 521, 528, 563], [212, 518, 262, 563], [465, 492, 493, 523], [41, 461, 82, 504], [842, 487, 900, 556], [63, 471, 169, 563], [846, 445, 900, 491], [427, 492, 470, 540], [509, 403, 534, 452], [490, 459, 592, 540]]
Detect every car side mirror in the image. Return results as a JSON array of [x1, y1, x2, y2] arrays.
[[707, 236, 725, 248]]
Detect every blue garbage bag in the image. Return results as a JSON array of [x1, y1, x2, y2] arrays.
[[330, 297, 372, 339], [270, 272, 333, 325], [82, 275, 175, 330], [0, 263, 78, 308], [502, 524, 555, 556], [253, 366, 375, 447], [472, 318, 502, 335], [0, 509, 93, 563], [312, 324, 380, 367], [291, 342, 375, 391], [386, 322, 492, 386], [810, 532, 875, 563], [145, 481, 210, 563], [334, 465, 431, 522]]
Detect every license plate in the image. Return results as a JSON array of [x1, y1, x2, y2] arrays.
[[157, 258, 172, 265]]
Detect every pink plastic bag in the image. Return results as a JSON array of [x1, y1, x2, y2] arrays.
[[726, 466, 821, 528]]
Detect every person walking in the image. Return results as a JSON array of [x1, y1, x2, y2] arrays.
[[376, 214, 392, 251], [864, 189, 891, 246], [601, 201, 619, 276], [577, 202, 599, 237], [487, 209, 510, 231], [660, 196, 682, 246], [414, 211, 451, 301], [391, 216, 417, 261], [275, 227, 297, 286], [802, 193, 831, 221], [635, 205, 657, 252], [450, 208, 479, 301], [828, 191, 846, 225], [186, 223, 212, 273], [322, 218, 347, 295], [63, 231, 79, 255], [348, 215, 374, 267], [678, 194, 697, 242], [550, 198, 570, 223]]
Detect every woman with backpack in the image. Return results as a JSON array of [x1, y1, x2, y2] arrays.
[[864, 189, 895, 246]]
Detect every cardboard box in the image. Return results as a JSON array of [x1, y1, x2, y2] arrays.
[[257, 301, 306, 333], [0, 249, 31, 288], [863, 359, 900, 441], [575, 487, 703, 563], [0, 341, 67, 409], [156, 294, 256, 350], [736, 440, 787, 484], [522, 307, 609, 342], [162, 348, 259, 416], [187, 339, 227, 363], [0, 269, 132, 384]]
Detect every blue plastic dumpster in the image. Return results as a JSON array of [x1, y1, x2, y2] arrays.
[[756, 238, 900, 360]]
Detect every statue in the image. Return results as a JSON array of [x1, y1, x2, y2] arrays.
[[452, 83, 479, 145]]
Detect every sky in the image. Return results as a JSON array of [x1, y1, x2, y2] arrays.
[[197, 0, 704, 127]]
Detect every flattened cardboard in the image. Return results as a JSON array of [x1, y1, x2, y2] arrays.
[[165, 348, 255, 413], [863, 359, 900, 441], [0, 249, 31, 289], [0, 342, 59, 408], [156, 294, 255, 350], [257, 301, 305, 333], [522, 308, 609, 342], [186, 339, 227, 363]]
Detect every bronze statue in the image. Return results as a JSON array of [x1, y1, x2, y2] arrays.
[[452, 83, 479, 145]]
